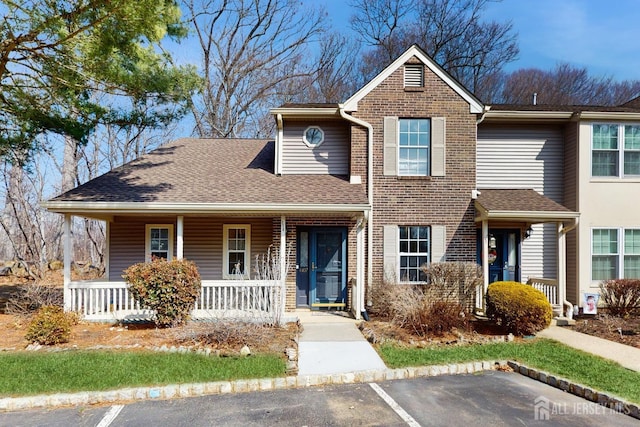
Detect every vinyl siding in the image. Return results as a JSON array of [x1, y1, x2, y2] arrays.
[[564, 122, 579, 302], [477, 125, 565, 281], [281, 120, 350, 175], [110, 216, 274, 280]]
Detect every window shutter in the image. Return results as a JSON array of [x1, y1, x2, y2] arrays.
[[384, 117, 398, 176], [431, 117, 446, 176], [383, 225, 398, 282], [431, 225, 447, 262], [404, 64, 424, 87]]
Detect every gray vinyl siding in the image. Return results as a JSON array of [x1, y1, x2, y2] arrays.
[[281, 120, 350, 175], [564, 122, 579, 302], [110, 217, 274, 281], [477, 125, 565, 281]]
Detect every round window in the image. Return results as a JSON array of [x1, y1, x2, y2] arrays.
[[303, 126, 324, 147]]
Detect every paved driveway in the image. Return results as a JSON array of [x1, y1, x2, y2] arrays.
[[1, 372, 636, 426]]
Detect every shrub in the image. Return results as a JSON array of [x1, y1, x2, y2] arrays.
[[422, 262, 482, 311], [6, 282, 63, 317], [123, 258, 201, 328], [25, 305, 75, 345], [486, 281, 552, 335], [599, 279, 640, 317]]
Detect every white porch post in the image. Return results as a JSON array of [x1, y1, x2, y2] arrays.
[[176, 215, 184, 260], [481, 220, 489, 311], [557, 221, 567, 317], [355, 216, 365, 320], [63, 214, 71, 311], [280, 216, 286, 317], [104, 221, 110, 280]]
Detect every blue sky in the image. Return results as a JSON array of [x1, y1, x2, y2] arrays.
[[316, 0, 640, 81]]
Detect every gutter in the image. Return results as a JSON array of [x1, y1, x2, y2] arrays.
[[338, 105, 374, 309]]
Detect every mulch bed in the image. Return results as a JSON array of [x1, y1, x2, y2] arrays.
[[571, 313, 640, 349]]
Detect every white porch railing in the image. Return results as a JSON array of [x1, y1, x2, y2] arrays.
[[527, 278, 559, 307], [68, 280, 282, 322]]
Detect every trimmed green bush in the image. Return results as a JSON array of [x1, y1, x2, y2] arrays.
[[123, 258, 201, 328], [599, 279, 640, 317], [486, 281, 552, 336], [25, 305, 74, 345]]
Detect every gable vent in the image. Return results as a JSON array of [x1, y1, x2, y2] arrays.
[[404, 64, 424, 87]]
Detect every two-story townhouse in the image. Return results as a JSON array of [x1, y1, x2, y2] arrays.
[[45, 45, 614, 322]]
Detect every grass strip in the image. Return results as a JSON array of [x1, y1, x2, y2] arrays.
[[0, 351, 285, 397], [379, 338, 640, 404]]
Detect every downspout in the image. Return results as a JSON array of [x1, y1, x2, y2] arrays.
[[559, 217, 580, 317], [338, 105, 374, 313], [476, 105, 491, 124]]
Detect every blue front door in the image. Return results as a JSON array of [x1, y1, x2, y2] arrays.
[[296, 227, 347, 308], [477, 229, 520, 283]]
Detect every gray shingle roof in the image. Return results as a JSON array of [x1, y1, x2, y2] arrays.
[[50, 138, 367, 206], [476, 189, 573, 213]]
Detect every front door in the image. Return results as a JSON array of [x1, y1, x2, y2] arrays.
[[296, 227, 347, 309], [478, 229, 520, 283]]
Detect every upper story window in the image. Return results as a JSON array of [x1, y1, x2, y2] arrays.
[[223, 224, 251, 278], [303, 126, 324, 148], [399, 118, 431, 175], [592, 124, 640, 177], [145, 224, 174, 261], [404, 64, 424, 87]]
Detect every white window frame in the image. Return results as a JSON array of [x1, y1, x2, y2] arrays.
[[302, 125, 325, 148], [398, 225, 430, 283], [591, 123, 640, 178], [624, 228, 640, 279], [145, 224, 174, 262], [591, 227, 640, 281], [223, 224, 251, 279], [398, 118, 431, 176]]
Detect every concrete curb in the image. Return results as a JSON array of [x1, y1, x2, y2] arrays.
[[507, 361, 640, 420], [0, 360, 507, 412]]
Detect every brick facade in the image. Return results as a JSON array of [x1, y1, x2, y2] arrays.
[[351, 56, 478, 286]]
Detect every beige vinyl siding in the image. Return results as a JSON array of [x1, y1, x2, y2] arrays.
[[110, 217, 274, 281], [281, 120, 350, 175], [477, 125, 565, 281]]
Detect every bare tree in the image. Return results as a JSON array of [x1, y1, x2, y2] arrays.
[[498, 64, 640, 106], [184, 0, 326, 138], [350, 0, 519, 98]]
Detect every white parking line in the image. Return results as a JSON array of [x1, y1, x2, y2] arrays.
[[369, 383, 421, 427], [96, 404, 124, 427]]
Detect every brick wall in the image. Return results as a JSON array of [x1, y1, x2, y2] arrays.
[[351, 56, 478, 286]]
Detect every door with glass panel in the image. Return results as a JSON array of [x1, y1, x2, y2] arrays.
[[477, 229, 520, 283], [296, 227, 347, 308]]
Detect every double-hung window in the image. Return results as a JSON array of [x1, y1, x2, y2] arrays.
[[223, 225, 251, 278], [592, 124, 640, 177], [145, 224, 173, 261], [592, 228, 640, 280], [399, 226, 430, 282], [398, 119, 430, 175]]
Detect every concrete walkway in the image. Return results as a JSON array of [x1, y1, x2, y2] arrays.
[[296, 311, 387, 376], [538, 324, 640, 372]]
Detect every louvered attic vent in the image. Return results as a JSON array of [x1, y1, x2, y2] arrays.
[[404, 64, 424, 87]]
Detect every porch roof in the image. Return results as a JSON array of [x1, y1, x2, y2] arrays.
[[42, 138, 369, 218], [474, 189, 579, 223]]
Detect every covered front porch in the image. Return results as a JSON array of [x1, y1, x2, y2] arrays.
[[56, 210, 369, 322], [474, 189, 580, 316]]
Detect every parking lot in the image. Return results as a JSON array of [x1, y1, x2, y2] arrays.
[[1, 371, 636, 426]]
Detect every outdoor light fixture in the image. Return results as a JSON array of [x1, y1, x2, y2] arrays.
[[489, 235, 496, 249], [524, 226, 533, 239]]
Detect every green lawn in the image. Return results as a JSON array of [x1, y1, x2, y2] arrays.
[[379, 338, 640, 404], [0, 351, 285, 397]]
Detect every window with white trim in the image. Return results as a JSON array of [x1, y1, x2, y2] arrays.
[[223, 224, 251, 278], [399, 226, 430, 282], [592, 228, 640, 280], [592, 124, 640, 177], [145, 224, 174, 261], [398, 118, 430, 175]]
